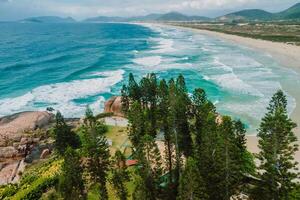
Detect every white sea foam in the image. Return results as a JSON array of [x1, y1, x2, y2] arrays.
[[210, 73, 263, 97], [150, 38, 175, 53], [0, 69, 124, 117], [133, 56, 162, 67]]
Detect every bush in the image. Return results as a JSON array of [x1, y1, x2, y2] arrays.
[[11, 176, 58, 200], [0, 184, 19, 199]]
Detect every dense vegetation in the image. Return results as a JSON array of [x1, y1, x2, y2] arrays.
[[174, 22, 300, 45], [0, 74, 299, 200]]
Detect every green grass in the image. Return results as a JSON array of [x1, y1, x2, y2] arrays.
[[105, 125, 131, 156]]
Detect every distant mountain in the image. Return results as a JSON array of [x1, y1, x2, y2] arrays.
[[218, 9, 273, 21], [84, 12, 210, 22], [21, 16, 76, 23], [275, 3, 300, 19], [156, 12, 210, 21], [218, 3, 300, 21], [84, 16, 126, 22]]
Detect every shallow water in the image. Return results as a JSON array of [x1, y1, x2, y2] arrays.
[[0, 22, 299, 132]]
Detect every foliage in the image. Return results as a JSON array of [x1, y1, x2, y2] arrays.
[[80, 108, 110, 200], [110, 150, 131, 200], [177, 157, 208, 200], [53, 111, 81, 155], [251, 90, 299, 200], [58, 147, 85, 200]]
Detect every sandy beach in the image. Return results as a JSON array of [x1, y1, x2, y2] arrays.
[[173, 26, 300, 165]]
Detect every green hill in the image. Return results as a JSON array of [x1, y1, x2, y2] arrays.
[[218, 3, 300, 21], [157, 12, 210, 21], [219, 9, 273, 21], [275, 3, 300, 19]]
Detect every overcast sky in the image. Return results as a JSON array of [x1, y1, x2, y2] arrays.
[[0, 0, 299, 21]]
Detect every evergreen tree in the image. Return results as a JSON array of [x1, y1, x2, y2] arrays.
[[177, 157, 208, 200], [59, 147, 85, 200], [191, 88, 215, 149], [128, 73, 141, 102], [175, 74, 193, 157], [121, 84, 130, 114], [110, 150, 130, 200], [138, 74, 158, 137], [133, 134, 163, 200], [168, 78, 182, 193], [80, 108, 110, 200], [233, 120, 255, 175], [218, 116, 243, 199], [53, 111, 80, 155], [251, 90, 299, 200], [127, 101, 145, 148], [158, 79, 176, 199]]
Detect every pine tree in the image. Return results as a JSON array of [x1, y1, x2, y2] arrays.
[[251, 90, 299, 200], [175, 74, 193, 157], [191, 88, 216, 149], [133, 134, 163, 200], [53, 111, 80, 155], [158, 79, 176, 199], [110, 150, 130, 200], [80, 108, 110, 200], [121, 84, 130, 114], [127, 101, 145, 148], [137, 74, 158, 137], [177, 157, 208, 200], [59, 147, 85, 200], [168, 78, 182, 193], [128, 73, 141, 102], [233, 120, 255, 175], [218, 116, 243, 199]]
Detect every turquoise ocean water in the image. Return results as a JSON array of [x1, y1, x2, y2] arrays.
[[0, 22, 299, 132]]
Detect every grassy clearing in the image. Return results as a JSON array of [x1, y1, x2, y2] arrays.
[[105, 125, 131, 157]]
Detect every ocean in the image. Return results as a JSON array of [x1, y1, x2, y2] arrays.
[[0, 22, 299, 132]]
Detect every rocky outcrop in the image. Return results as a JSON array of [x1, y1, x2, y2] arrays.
[[0, 111, 54, 185], [104, 96, 124, 117]]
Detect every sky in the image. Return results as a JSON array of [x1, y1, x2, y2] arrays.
[[0, 0, 299, 21]]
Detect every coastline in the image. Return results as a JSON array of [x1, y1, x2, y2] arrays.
[[181, 27, 300, 123], [169, 25, 300, 165]]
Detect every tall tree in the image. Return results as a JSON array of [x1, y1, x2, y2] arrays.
[[80, 108, 110, 200], [177, 157, 208, 200], [59, 147, 85, 200], [191, 88, 215, 149], [168, 78, 182, 193], [158, 79, 176, 199], [127, 101, 146, 148], [53, 111, 80, 155], [128, 73, 141, 102], [251, 90, 299, 200], [121, 84, 130, 114], [110, 150, 130, 200], [138, 74, 158, 137], [133, 134, 163, 200], [174, 74, 193, 157], [233, 120, 255, 175]]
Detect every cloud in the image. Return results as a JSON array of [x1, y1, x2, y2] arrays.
[[0, 0, 299, 20]]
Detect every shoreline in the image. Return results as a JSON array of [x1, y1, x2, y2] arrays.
[[164, 24, 300, 122], [168, 25, 300, 165]]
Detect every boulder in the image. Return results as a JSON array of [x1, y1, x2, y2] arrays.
[[104, 96, 124, 117], [40, 149, 50, 159], [0, 111, 53, 137], [0, 146, 18, 158]]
